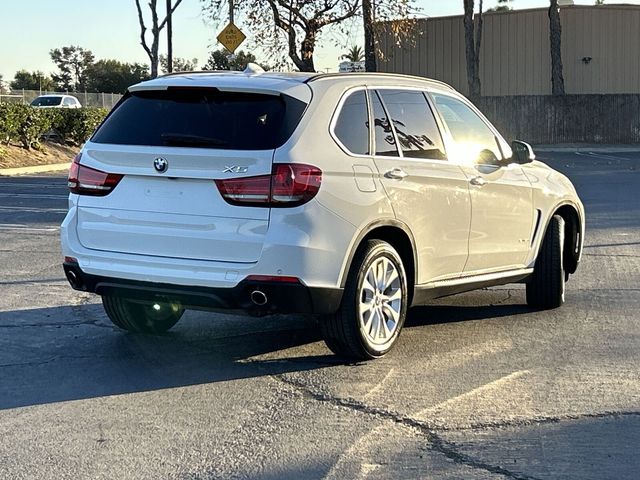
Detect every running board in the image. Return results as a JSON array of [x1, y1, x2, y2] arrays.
[[411, 268, 533, 306]]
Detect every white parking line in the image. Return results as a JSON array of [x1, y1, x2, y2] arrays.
[[416, 370, 530, 417], [575, 151, 633, 161], [0, 225, 59, 232], [0, 206, 67, 213], [0, 193, 68, 199], [0, 182, 66, 189]]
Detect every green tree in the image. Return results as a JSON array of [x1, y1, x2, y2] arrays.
[[10, 70, 57, 91], [160, 55, 198, 73], [84, 60, 150, 93], [202, 49, 269, 71], [341, 45, 365, 62], [50, 46, 95, 91]]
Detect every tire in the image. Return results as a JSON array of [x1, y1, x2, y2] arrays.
[[321, 240, 408, 360], [526, 215, 565, 309], [102, 296, 184, 334]]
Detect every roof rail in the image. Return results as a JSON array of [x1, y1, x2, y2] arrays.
[[305, 72, 455, 91], [156, 70, 244, 79]]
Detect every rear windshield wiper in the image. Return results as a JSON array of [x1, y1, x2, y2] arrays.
[[161, 133, 228, 147]]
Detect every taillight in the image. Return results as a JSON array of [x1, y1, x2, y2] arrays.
[[215, 163, 322, 207], [68, 153, 123, 196]]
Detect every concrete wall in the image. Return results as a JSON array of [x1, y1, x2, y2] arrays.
[[377, 5, 640, 96], [475, 94, 640, 144]]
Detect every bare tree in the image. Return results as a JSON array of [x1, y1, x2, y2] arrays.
[[549, 0, 565, 95], [266, 1, 360, 72], [135, 0, 184, 78], [463, 0, 483, 99], [202, 0, 416, 73]]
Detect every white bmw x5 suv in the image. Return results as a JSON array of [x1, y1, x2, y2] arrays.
[[61, 69, 584, 360]]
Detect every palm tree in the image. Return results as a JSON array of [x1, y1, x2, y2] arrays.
[[341, 45, 365, 62]]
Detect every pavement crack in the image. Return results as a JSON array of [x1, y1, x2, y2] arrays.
[[272, 374, 540, 480], [491, 289, 515, 306], [436, 410, 640, 432]]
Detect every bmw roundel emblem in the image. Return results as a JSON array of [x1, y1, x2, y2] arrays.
[[154, 157, 168, 173]]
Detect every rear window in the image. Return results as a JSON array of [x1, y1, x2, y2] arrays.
[[91, 88, 307, 150]]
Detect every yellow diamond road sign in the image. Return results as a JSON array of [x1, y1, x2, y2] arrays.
[[217, 22, 246, 54]]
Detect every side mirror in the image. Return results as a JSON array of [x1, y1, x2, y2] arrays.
[[511, 140, 535, 165]]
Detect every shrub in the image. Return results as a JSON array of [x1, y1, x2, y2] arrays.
[[0, 103, 22, 145], [0, 104, 108, 149], [19, 105, 54, 149]]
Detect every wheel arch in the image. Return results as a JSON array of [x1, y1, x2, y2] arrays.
[[340, 220, 417, 295]]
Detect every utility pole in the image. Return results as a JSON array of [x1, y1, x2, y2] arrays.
[[166, 0, 173, 73]]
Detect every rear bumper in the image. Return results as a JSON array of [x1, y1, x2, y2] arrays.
[[63, 261, 342, 315]]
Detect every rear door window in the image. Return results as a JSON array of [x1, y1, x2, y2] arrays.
[[377, 89, 446, 160], [92, 88, 307, 150], [333, 90, 369, 155]]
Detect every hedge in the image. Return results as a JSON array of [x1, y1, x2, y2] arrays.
[[0, 104, 109, 149]]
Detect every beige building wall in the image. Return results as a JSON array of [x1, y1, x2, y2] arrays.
[[377, 5, 640, 96]]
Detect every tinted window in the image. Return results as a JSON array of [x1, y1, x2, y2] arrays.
[[432, 93, 502, 164], [31, 96, 62, 106], [63, 97, 74, 106], [92, 88, 307, 150], [378, 89, 446, 160], [371, 91, 399, 157], [334, 90, 369, 155]]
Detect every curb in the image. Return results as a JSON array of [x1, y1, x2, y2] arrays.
[[0, 162, 70, 176], [534, 145, 640, 153]]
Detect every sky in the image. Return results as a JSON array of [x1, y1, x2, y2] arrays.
[[0, 0, 637, 84]]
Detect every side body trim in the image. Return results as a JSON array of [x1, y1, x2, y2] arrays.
[[411, 268, 533, 306]]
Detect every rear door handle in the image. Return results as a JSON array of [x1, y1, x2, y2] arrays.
[[469, 176, 487, 186], [385, 168, 409, 180]]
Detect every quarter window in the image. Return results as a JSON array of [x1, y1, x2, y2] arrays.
[[334, 90, 369, 155], [371, 91, 399, 157], [378, 89, 446, 160], [432, 93, 502, 164]]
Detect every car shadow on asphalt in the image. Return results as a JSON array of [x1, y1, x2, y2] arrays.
[[406, 303, 531, 326], [0, 303, 341, 410], [0, 297, 534, 411]]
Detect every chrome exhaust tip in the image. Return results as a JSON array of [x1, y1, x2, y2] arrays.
[[250, 290, 268, 306], [65, 269, 80, 289]]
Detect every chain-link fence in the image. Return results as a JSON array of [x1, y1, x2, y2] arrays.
[[0, 89, 122, 109]]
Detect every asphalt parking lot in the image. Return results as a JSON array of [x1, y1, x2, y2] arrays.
[[0, 151, 638, 479]]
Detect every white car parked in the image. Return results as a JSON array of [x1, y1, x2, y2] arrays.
[[61, 68, 585, 359], [31, 94, 82, 108]]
